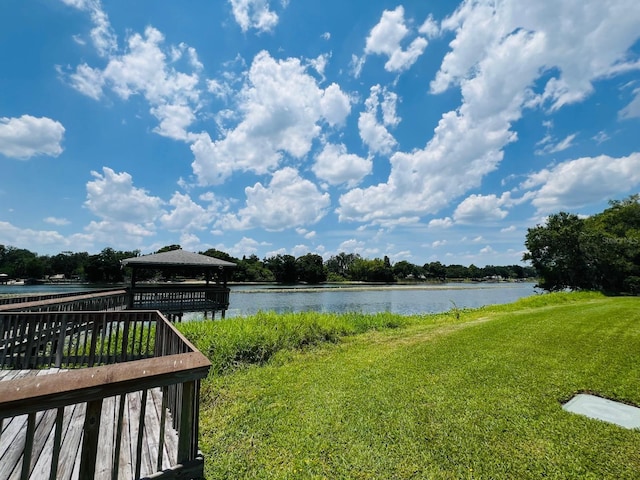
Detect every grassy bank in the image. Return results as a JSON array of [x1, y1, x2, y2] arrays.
[[179, 292, 640, 479]]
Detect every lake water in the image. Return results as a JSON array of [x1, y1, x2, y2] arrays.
[[0, 282, 539, 318], [224, 282, 538, 317]]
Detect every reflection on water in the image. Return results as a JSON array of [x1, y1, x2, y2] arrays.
[[1, 282, 539, 319]]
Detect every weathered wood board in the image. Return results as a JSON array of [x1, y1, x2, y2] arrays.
[[0, 369, 179, 480]]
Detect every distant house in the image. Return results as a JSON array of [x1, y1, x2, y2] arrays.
[[0, 273, 8, 284], [49, 274, 66, 282]]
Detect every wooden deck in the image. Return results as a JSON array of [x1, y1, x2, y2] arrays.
[[0, 310, 210, 480], [0, 369, 179, 480]]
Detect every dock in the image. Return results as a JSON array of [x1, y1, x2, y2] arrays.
[[0, 250, 237, 479], [0, 310, 210, 480], [0, 369, 178, 480]]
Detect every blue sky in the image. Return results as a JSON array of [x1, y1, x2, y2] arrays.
[[1, 0, 639, 266]]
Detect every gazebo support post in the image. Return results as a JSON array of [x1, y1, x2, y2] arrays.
[[128, 267, 137, 309]]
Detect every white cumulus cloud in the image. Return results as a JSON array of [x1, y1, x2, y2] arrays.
[[84, 167, 165, 223], [0, 221, 67, 251], [44, 217, 71, 226], [159, 192, 213, 231], [453, 193, 511, 224], [229, 0, 280, 33], [524, 153, 640, 214], [364, 6, 429, 73], [67, 26, 202, 141], [217, 167, 330, 231], [313, 143, 372, 188], [358, 84, 399, 155], [191, 51, 351, 185], [61, 0, 117, 57], [0, 115, 65, 160]]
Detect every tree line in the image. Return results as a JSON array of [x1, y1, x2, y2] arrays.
[[0, 243, 535, 285], [6, 194, 636, 291], [524, 195, 640, 294]]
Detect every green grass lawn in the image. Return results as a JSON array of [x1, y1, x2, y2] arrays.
[[179, 292, 640, 479]]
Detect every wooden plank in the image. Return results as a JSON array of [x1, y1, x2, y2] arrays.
[[20, 412, 36, 480], [78, 398, 103, 479], [15, 408, 58, 480], [21, 368, 66, 479], [55, 402, 86, 480], [0, 310, 207, 478], [31, 410, 64, 480], [94, 395, 116, 480], [135, 391, 149, 479], [142, 389, 162, 475], [118, 393, 134, 480], [127, 391, 143, 478], [0, 414, 28, 479]]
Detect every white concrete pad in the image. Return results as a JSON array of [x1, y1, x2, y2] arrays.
[[563, 394, 640, 430]]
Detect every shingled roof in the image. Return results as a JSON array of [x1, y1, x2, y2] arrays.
[[121, 250, 236, 268]]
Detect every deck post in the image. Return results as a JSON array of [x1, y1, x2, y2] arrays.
[[79, 398, 103, 479], [178, 380, 197, 463], [21, 412, 36, 479]]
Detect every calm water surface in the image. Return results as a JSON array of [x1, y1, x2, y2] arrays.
[[226, 282, 538, 317], [0, 282, 539, 318]]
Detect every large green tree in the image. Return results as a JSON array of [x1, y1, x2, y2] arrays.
[[583, 195, 640, 293], [523, 212, 593, 291], [523, 196, 640, 293]]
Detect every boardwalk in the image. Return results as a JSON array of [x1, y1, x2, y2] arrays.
[[0, 290, 128, 313], [0, 369, 179, 480]]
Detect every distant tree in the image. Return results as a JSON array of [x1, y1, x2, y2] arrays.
[[326, 252, 360, 280], [510, 265, 526, 279], [0, 246, 41, 279], [424, 261, 446, 281], [264, 254, 297, 283], [468, 264, 482, 279], [446, 264, 469, 279], [201, 248, 237, 263], [296, 253, 327, 284], [85, 248, 139, 283], [235, 255, 274, 282], [48, 251, 89, 279], [156, 244, 182, 253], [349, 257, 394, 282], [392, 260, 421, 280]]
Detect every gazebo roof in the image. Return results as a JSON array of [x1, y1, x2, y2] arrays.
[[121, 250, 236, 269]]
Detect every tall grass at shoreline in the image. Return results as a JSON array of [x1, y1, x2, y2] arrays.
[[178, 310, 421, 375], [179, 291, 640, 479]]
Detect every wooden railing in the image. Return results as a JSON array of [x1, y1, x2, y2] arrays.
[[129, 284, 230, 315], [0, 311, 211, 480], [0, 288, 123, 306], [0, 289, 128, 313]]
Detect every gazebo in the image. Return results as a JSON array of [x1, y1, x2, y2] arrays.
[[121, 249, 236, 320]]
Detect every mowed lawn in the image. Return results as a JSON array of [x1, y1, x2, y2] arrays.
[[182, 293, 640, 479]]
